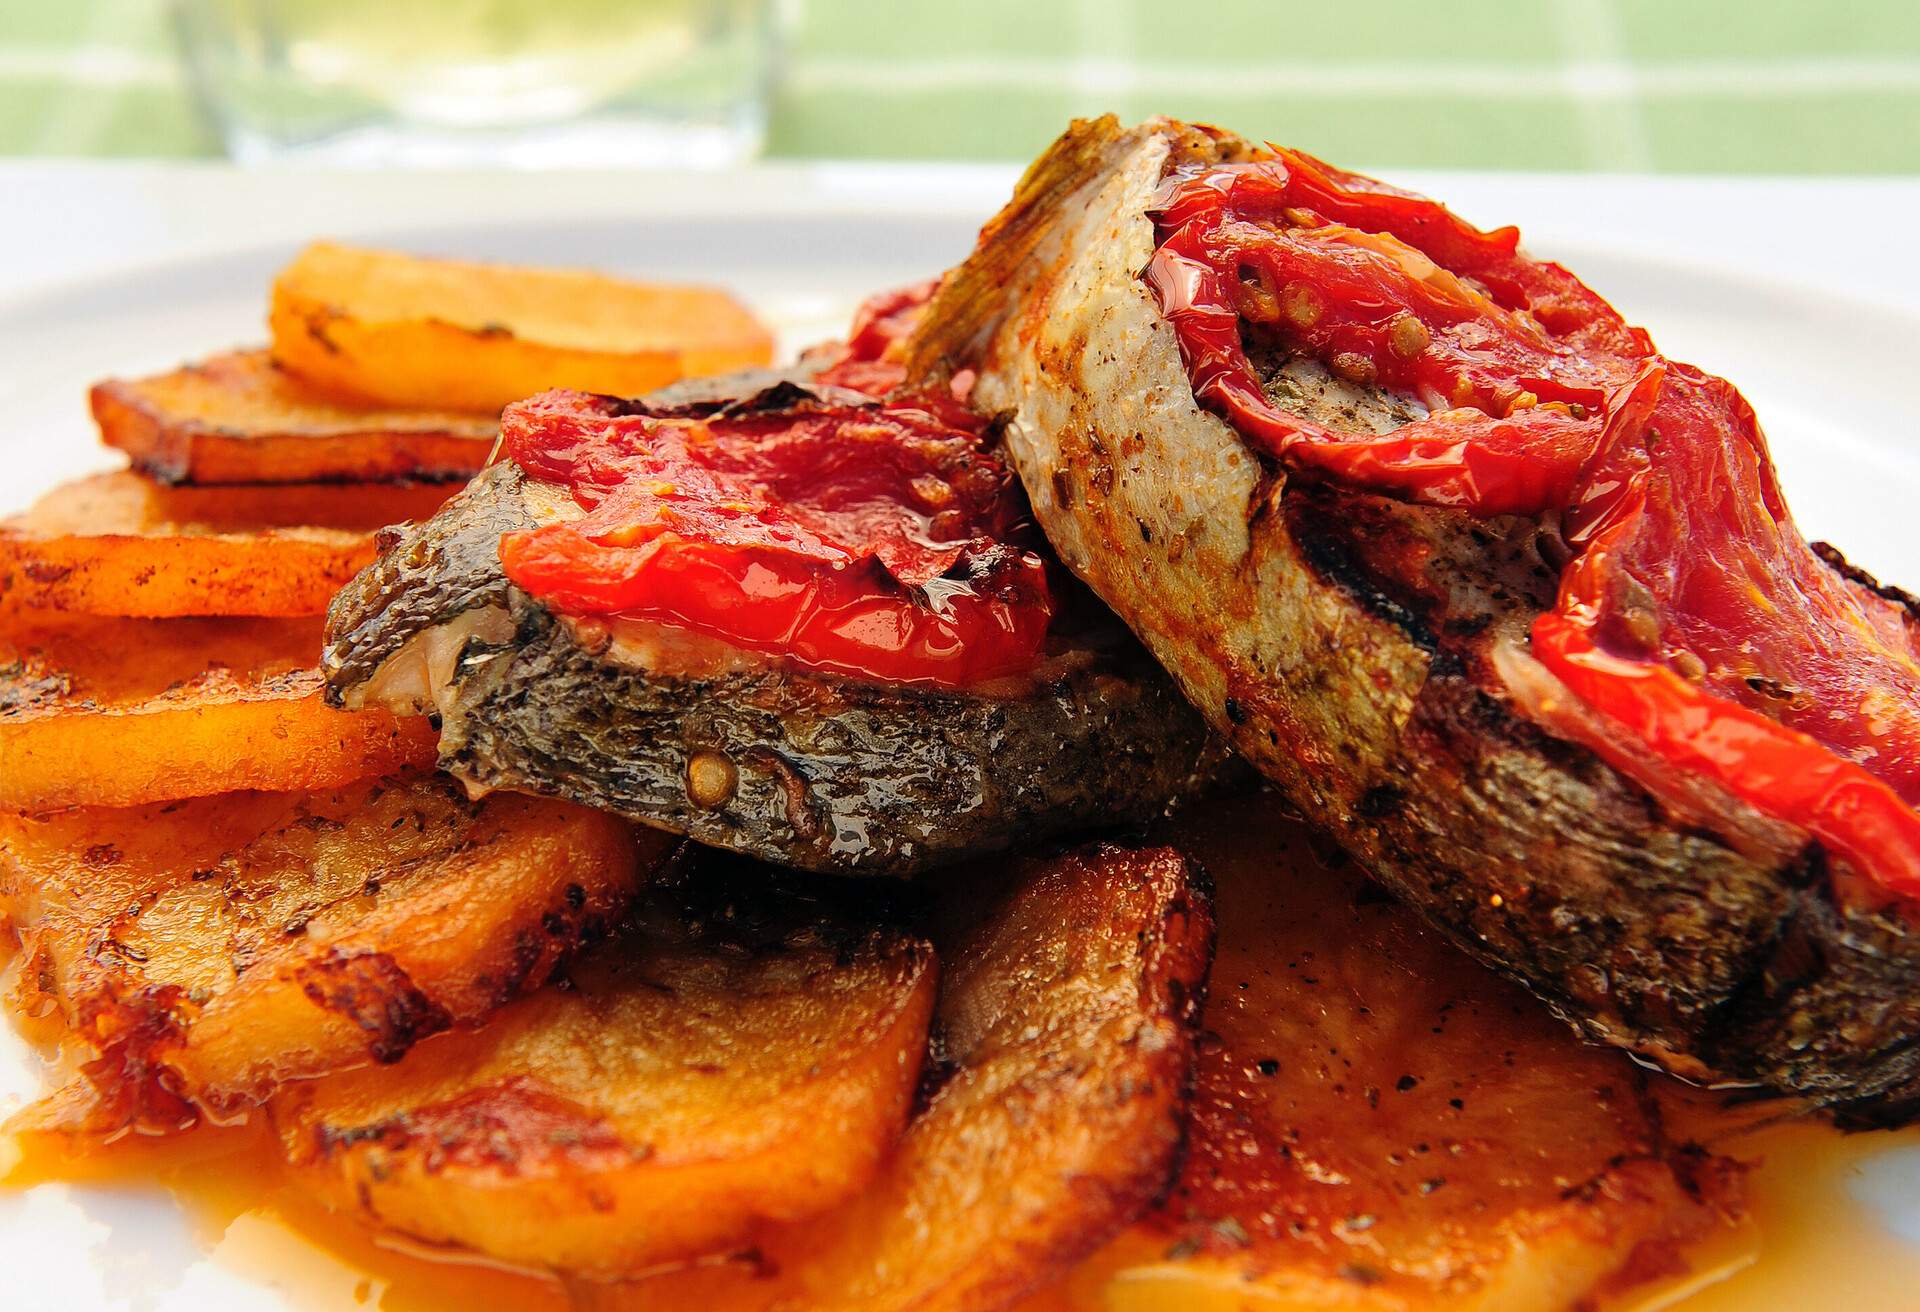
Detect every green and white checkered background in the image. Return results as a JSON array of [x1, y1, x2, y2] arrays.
[[2, 0, 1916, 171]]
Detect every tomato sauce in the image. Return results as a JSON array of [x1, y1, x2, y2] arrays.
[[497, 283, 1051, 691], [1146, 150, 1920, 900]]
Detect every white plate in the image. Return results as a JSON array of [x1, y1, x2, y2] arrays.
[[4, 213, 1917, 584], [2, 198, 1920, 1310]]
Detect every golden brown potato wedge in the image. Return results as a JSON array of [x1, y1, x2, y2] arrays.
[[269, 241, 775, 414], [8, 470, 457, 535], [274, 867, 937, 1277], [0, 611, 436, 809], [3, 609, 320, 707], [0, 772, 659, 1132], [1023, 793, 1744, 1312], [0, 471, 453, 616], [604, 842, 1213, 1311], [91, 350, 498, 485]]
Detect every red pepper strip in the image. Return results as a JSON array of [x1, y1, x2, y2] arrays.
[[1533, 611, 1920, 900], [499, 527, 1052, 689]]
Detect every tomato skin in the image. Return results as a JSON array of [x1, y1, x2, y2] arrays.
[[811, 278, 941, 396], [1146, 157, 1642, 514], [496, 387, 1053, 691], [1147, 153, 1920, 902], [500, 524, 1052, 688], [1532, 613, 1920, 900]]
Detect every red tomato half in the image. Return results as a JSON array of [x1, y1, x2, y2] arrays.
[[497, 388, 1052, 690], [1147, 153, 1920, 901]]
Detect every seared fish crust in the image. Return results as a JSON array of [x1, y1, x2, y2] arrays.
[[324, 377, 1219, 876], [906, 115, 1920, 1123]]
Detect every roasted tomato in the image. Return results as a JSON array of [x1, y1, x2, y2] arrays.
[[1147, 151, 1920, 901], [497, 385, 1053, 690]]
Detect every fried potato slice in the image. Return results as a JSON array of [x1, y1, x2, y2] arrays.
[[92, 350, 498, 485], [0, 772, 658, 1133], [0, 611, 435, 809], [1025, 793, 1744, 1312], [604, 842, 1213, 1310], [273, 866, 937, 1277], [0, 471, 453, 616], [269, 242, 775, 414]]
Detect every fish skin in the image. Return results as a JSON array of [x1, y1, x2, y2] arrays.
[[323, 377, 1222, 878], [907, 115, 1920, 1124]]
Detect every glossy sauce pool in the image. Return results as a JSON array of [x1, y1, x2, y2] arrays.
[[1648, 1104, 1920, 1312], [5, 1084, 1920, 1310]]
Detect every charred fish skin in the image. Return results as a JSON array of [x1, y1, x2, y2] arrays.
[[438, 585, 1215, 876], [324, 463, 529, 699], [909, 115, 1920, 1122], [324, 378, 1221, 878]]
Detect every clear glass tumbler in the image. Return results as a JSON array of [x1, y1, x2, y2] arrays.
[[171, 0, 775, 167]]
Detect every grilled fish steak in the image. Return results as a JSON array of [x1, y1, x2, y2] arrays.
[[906, 116, 1920, 1121], [325, 376, 1216, 876]]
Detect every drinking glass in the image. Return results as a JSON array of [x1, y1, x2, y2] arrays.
[[172, 0, 775, 167]]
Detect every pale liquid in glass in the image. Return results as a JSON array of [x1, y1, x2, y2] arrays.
[[173, 0, 773, 166]]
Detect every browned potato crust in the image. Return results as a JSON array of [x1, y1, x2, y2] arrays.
[[0, 611, 435, 809], [1024, 793, 1745, 1312], [274, 870, 937, 1276], [0, 772, 660, 1132], [609, 842, 1213, 1311], [0, 471, 453, 616], [269, 242, 775, 414], [91, 350, 497, 485]]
